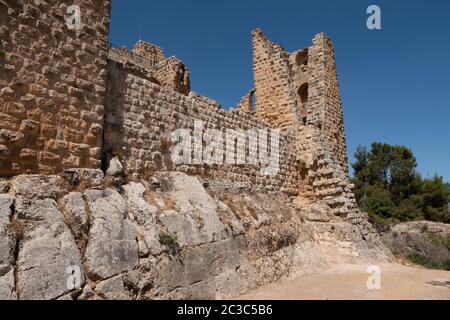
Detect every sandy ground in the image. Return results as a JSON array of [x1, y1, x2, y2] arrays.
[[237, 263, 450, 300]]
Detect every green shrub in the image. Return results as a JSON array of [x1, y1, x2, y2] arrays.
[[428, 233, 450, 250], [158, 231, 178, 247], [407, 253, 450, 271], [352, 142, 450, 224]]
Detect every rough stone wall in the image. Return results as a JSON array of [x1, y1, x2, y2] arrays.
[[322, 36, 348, 174], [248, 30, 357, 226], [132, 40, 165, 66], [152, 57, 190, 95], [288, 48, 309, 123], [108, 44, 190, 95], [104, 59, 299, 195], [236, 89, 254, 113], [251, 32, 380, 254], [252, 29, 300, 131], [252, 31, 348, 175], [0, 0, 111, 176], [301, 33, 348, 174], [104, 31, 354, 211], [291, 32, 355, 208]]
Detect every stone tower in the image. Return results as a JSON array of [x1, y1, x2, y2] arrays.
[[252, 29, 348, 175], [0, 0, 111, 175]]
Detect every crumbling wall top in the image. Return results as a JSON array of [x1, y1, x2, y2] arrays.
[[132, 40, 165, 66], [109, 41, 190, 95]]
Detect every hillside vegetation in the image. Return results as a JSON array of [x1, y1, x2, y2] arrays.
[[351, 142, 450, 226]]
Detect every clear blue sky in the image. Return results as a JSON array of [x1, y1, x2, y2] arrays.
[[110, 0, 450, 182]]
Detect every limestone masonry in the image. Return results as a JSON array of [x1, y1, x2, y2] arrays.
[[1, 1, 349, 205], [0, 0, 391, 300]]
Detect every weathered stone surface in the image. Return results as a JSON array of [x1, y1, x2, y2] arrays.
[[62, 169, 104, 189], [153, 237, 247, 297], [78, 286, 102, 300], [0, 194, 13, 220], [15, 198, 84, 300], [289, 241, 329, 278], [302, 202, 331, 222], [181, 237, 245, 285], [149, 176, 160, 189], [160, 172, 229, 247], [152, 254, 187, 294], [0, 219, 15, 275], [83, 189, 104, 203], [0, 269, 16, 300], [381, 221, 450, 264], [0, 194, 16, 299], [0, 180, 10, 193], [0, 170, 392, 300], [389, 221, 450, 234], [0, 0, 111, 176], [11, 175, 65, 199], [95, 275, 133, 300], [122, 182, 162, 255], [84, 189, 139, 280], [158, 211, 200, 249], [60, 192, 89, 242], [160, 269, 243, 300], [313, 222, 363, 243], [245, 224, 298, 260], [106, 157, 124, 176]]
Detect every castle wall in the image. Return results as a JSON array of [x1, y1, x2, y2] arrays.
[[109, 46, 190, 95], [132, 40, 165, 66], [300, 33, 348, 174], [0, 0, 111, 175], [252, 29, 300, 131], [0, 0, 349, 199], [152, 57, 190, 95], [105, 59, 300, 195], [322, 37, 348, 174]]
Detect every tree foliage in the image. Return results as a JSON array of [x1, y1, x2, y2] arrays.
[[351, 142, 450, 224]]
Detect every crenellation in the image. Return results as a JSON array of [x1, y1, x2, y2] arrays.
[[109, 41, 190, 95], [132, 40, 165, 66]]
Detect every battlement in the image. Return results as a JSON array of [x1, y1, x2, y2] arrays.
[[108, 41, 190, 95], [108, 40, 165, 70], [133, 40, 165, 65]]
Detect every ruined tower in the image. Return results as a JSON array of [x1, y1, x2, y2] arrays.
[[252, 29, 348, 175]]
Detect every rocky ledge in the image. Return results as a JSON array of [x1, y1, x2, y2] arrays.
[[0, 170, 390, 300]]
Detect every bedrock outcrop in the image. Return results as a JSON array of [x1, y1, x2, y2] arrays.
[[0, 171, 391, 300], [381, 221, 450, 267]]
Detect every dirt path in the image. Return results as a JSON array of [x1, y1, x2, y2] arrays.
[[237, 263, 450, 300]]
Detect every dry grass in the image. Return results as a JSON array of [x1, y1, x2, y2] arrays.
[[10, 218, 25, 241], [163, 196, 177, 210]]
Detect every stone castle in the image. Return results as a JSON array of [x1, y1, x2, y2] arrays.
[[0, 0, 390, 300], [1, 0, 351, 213]]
